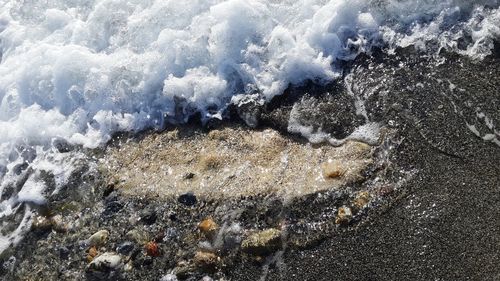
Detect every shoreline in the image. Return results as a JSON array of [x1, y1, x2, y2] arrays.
[[1, 49, 499, 280]]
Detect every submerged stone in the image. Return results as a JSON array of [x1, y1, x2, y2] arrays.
[[102, 201, 124, 218], [145, 241, 161, 257], [198, 218, 218, 240], [116, 241, 135, 256], [58, 246, 70, 260], [353, 191, 371, 210], [241, 228, 282, 255], [335, 206, 353, 225], [104, 127, 373, 199], [87, 246, 99, 262], [31, 216, 53, 233], [178, 192, 197, 206], [87, 252, 122, 271], [321, 160, 345, 179], [89, 230, 109, 247], [139, 208, 157, 225], [159, 274, 179, 281], [193, 251, 220, 271]]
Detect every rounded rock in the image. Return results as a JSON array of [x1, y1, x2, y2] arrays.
[[194, 251, 220, 270], [321, 160, 345, 179], [89, 230, 109, 247], [87, 252, 122, 271], [241, 228, 282, 255], [178, 192, 197, 206], [198, 218, 218, 239], [145, 241, 161, 257], [335, 206, 353, 225], [116, 241, 135, 256]]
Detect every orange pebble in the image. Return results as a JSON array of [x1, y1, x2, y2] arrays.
[[145, 241, 161, 257]]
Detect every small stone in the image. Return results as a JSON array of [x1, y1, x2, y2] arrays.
[[198, 218, 218, 239], [377, 185, 394, 196], [321, 160, 345, 179], [132, 254, 154, 268], [221, 223, 243, 250], [87, 252, 122, 271], [153, 230, 166, 242], [183, 172, 195, 180], [31, 216, 53, 233], [102, 183, 115, 198], [335, 206, 353, 225], [102, 201, 124, 218], [87, 246, 99, 262], [116, 241, 135, 256], [58, 246, 70, 259], [353, 191, 371, 210], [234, 95, 262, 127], [178, 192, 197, 206], [89, 230, 109, 247], [165, 129, 179, 140], [32, 215, 69, 233], [193, 251, 220, 270], [139, 208, 157, 225], [145, 241, 161, 257], [241, 228, 282, 255], [51, 215, 68, 233], [169, 212, 178, 221]]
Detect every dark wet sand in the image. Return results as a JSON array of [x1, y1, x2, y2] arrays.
[[230, 51, 500, 281]]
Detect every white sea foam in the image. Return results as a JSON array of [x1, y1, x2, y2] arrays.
[[0, 0, 499, 253], [0, 0, 499, 152]]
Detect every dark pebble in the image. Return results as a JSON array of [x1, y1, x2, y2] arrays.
[[78, 240, 90, 251], [183, 172, 195, 180], [168, 212, 177, 221], [178, 192, 197, 206], [104, 191, 120, 203], [58, 246, 70, 259], [139, 208, 157, 225], [133, 255, 154, 268], [116, 241, 135, 256], [101, 201, 124, 218]]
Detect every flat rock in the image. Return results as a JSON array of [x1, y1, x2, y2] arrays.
[[103, 127, 374, 199], [241, 228, 282, 256]]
